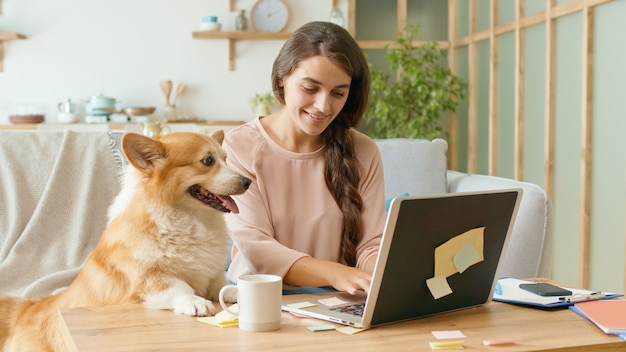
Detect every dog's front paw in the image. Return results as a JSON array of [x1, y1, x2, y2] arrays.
[[174, 295, 216, 317], [221, 288, 238, 303]]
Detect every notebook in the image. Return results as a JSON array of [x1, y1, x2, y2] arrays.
[[282, 189, 522, 329], [570, 300, 626, 335]]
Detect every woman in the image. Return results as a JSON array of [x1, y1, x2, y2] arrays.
[[224, 21, 386, 295]]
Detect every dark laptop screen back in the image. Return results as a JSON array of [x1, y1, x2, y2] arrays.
[[370, 190, 519, 326]]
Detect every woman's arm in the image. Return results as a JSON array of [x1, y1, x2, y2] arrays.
[[284, 256, 373, 294]]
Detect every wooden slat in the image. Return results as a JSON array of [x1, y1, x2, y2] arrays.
[[472, 30, 491, 43], [397, 0, 407, 34], [348, 0, 356, 36], [467, 0, 477, 173], [519, 11, 547, 29], [488, 0, 498, 176], [514, 0, 524, 180], [578, 0, 594, 289], [447, 0, 459, 171]]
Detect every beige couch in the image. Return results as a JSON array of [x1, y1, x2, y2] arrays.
[[0, 130, 552, 299]]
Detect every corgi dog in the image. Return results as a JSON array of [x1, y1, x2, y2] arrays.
[[0, 130, 251, 352]]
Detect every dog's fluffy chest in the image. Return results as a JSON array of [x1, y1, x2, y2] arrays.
[[139, 209, 229, 272]]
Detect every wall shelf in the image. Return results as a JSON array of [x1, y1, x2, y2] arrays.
[[193, 0, 345, 71], [0, 32, 26, 72], [192, 31, 291, 71], [0, 0, 27, 72]]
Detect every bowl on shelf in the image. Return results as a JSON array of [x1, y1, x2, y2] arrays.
[[9, 114, 45, 124], [57, 112, 79, 123], [200, 17, 222, 31]]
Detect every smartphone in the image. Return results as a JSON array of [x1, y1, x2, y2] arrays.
[[519, 283, 572, 297]]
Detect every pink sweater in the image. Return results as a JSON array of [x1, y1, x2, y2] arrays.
[[223, 118, 386, 286]]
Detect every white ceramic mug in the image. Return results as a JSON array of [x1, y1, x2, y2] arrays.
[[142, 122, 171, 139], [219, 274, 282, 332]]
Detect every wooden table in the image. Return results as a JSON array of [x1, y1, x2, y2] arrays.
[[58, 295, 625, 351]]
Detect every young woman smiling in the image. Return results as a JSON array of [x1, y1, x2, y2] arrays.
[[223, 21, 385, 295]]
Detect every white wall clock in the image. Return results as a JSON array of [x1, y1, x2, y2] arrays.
[[250, 0, 289, 32]]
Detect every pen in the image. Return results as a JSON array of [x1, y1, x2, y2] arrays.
[[559, 292, 605, 303]]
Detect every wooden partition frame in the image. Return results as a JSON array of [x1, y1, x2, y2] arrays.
[[446, 0, 615, 289]]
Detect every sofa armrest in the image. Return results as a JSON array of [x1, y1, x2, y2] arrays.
[[447, 170, 553, 279]]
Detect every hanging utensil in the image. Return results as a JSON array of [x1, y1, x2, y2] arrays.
[[160, 80, 173, 107], [172, 83, 186, 107]]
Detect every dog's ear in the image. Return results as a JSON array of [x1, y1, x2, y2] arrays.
[[121, 133, 167, 173], [210, 130, 224, 145]]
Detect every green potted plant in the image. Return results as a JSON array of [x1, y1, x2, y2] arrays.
[[363, 24, 467, 140], [250, 92, 278, 116]]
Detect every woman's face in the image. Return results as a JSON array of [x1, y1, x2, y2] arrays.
[[280, 55, 351, 137]]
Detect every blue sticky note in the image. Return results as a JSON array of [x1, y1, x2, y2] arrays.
[[454, 242, 481, 273]]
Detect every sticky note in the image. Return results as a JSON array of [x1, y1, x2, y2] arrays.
[[196, 316, 238, 328], [336, 326, 367, 335], [426, 276, 453, 299], [215, 306, 238, 323], [434, 227, 485, 278], [454, 242, 481, 274], [318, 297, 350, 307], [306, 325, 336, 332], [429, 340, 464, 349], [286, 301, 317, 309], [483, 339, 515, 346], [432, 330, 466, 339]]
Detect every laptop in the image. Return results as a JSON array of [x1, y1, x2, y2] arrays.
[[282, 188, 522, 329]]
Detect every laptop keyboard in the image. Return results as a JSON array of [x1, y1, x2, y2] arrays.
[[330, 303, 365, 317]]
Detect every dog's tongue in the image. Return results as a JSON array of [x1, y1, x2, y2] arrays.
[[218, 195, 239, 214]]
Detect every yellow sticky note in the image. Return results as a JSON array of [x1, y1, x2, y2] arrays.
[[434, 227, 485, 278], [286, 301, 317, 309], [336, 326, 367, 335], [429, 340, 464, 349], [318, 297, 350, 307], [196, 316, 238, 328], [215, 306, 238, 324]]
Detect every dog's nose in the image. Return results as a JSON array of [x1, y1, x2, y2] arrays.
[[241, 177, 252, 190]]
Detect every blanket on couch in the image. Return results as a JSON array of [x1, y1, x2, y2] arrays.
[[0, 130, 122, 299]]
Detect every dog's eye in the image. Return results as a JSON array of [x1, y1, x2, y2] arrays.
[[201, 156, 215, 166]]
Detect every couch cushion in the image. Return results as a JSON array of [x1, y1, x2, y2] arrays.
[[375, 138, 448, 200]]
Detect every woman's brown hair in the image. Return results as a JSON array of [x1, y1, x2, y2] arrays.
[[271, 21, 371, 267]]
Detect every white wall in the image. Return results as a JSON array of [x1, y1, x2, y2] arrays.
[[0, 0, 347, 123]]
